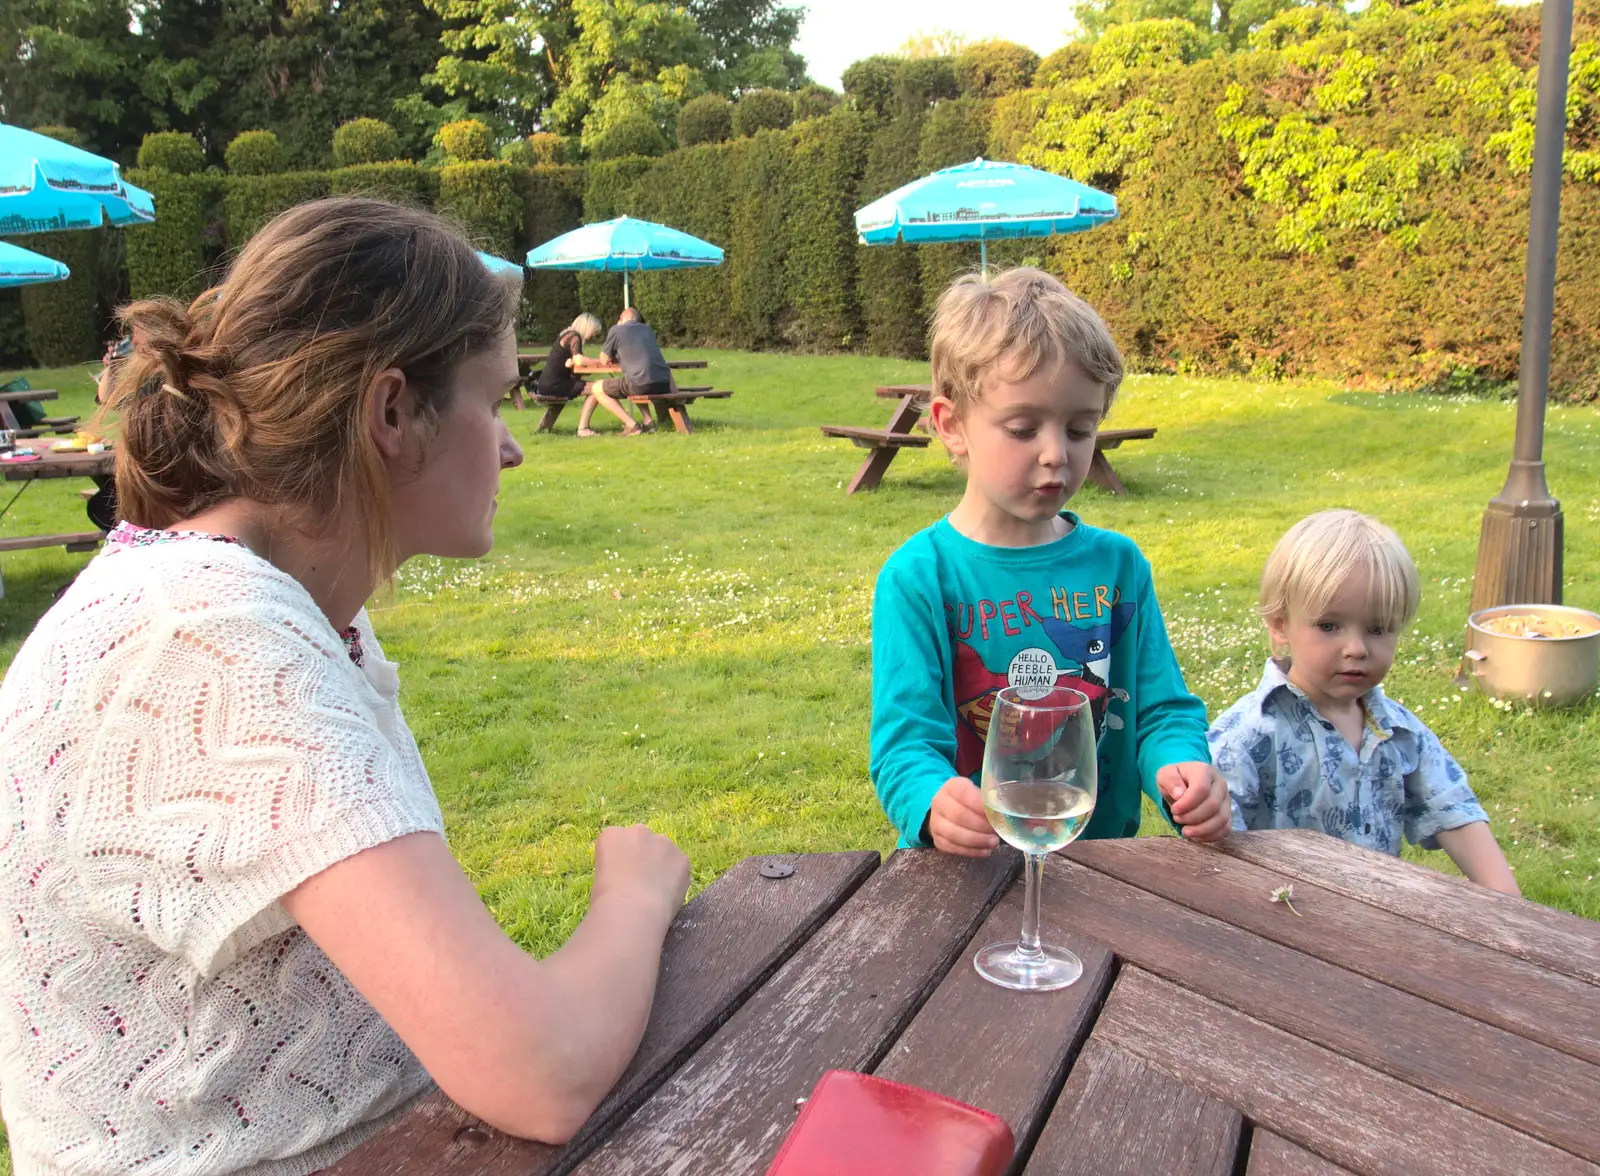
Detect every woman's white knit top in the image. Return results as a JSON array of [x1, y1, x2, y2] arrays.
[[0, 526, 444, 1174]]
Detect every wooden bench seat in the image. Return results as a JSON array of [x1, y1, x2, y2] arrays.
[[0, 531, 105, 554], [531, 388, 734, 434], [819, 425, 932, 450]]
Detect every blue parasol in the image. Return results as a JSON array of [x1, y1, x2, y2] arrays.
[[0, 123, 157, 235], [855, 157, 1116, 276], [477, 251, 524, 278], [525, 215, 723, 307], [0, 240, 71, 288]]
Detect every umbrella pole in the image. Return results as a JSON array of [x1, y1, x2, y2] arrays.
[[623, 270, 631, 310], [980, 239, 988, 279]]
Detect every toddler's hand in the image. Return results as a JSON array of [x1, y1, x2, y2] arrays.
[[928, 776, 999, 857], [1157, 762, 1232, 843]]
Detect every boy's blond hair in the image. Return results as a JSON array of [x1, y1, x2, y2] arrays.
[[929, 267, 1124, 415], [1259, 510, 1421, 632]]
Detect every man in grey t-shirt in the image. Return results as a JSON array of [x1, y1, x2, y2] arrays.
[[575, 307, 676, 435]]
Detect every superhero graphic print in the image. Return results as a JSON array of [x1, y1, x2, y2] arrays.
[[949, 599, 1135, 778]]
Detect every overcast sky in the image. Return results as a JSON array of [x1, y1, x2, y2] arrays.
[[792, 2, 1075, 91]]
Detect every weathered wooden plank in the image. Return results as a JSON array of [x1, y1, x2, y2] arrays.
[[1066, 837, 1600, 1066], [1043, 856, 1600, 1162], [1246, 1133, 1356, 1176], [1216, 830, 1600, 986], [1024, 1040, 1241, 1176], [566, 848, 1024, 1176], [1100, 969, 1600, 1176], [327, 851, 881, 1176], [873, 880, 1115, 1167]]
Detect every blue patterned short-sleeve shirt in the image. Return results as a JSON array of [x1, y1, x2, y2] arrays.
[[1207, 659, 1488, 854]]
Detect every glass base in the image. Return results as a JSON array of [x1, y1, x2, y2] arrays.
[[973, 940, 1083, 992]]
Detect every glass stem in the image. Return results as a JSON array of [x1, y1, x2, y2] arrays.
[[1017, 851, 1045, 960]]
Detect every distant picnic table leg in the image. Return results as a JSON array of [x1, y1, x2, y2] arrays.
[[509, 385, 526, 411], [659, 401, 693, 435], [846, 448, 900, 495], [536, 401, 567, 433], [1086, 447, 1129, 496]]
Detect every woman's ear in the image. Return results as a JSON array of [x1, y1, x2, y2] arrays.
[[928, 396, 968, 460], [367, 368, 414, 461]]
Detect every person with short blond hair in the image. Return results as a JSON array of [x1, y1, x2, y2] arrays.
[[869, 268, 1231, 857], [0, 197, 691, 1175], [535, 311, 603, 403], [1208, 509, 1519, 894]]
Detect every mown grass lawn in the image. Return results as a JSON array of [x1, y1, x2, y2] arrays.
[[2, 351, 1597, 950]]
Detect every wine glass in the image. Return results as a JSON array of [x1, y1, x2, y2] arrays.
[[974, 685, 1097, 992]]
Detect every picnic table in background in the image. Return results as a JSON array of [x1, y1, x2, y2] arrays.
[[0, 448, 114, 596], [0, 386, 79, 437], [821, 384, 1158, 497], [329, 829, 1600, 1176], [510, 356, 727, 435]]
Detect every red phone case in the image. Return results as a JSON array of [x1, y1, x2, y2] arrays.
[[766, 1070, 1015, 1176]]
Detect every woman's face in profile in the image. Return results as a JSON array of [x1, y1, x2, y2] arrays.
[[390, 326, 523, 562]]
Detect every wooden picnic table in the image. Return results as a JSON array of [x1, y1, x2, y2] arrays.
[[1, 449, 114, 483], [824, 383, 1158, 497], [512, 359, 724, 435], [329, 829, 1600, 1176], [0, 449, 114, 595], [0, 386, 67, 433]]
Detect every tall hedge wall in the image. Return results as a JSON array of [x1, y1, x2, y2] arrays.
[[515, 164, 586, 342], [18, 231, 100, 364], [14, 0, 1600, 398], [222, 173, 332, 250], [856, 114, 927, 358], [124, 171, 219, 301], [578, 157, 655, 321], [437, 161, 522, 258]]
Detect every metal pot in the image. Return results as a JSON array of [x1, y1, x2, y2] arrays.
[[1464, 603, 1600, 707]]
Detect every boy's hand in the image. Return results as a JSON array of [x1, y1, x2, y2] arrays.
[[1157, 762, 1232, 843], [928, 776, 999, 857]]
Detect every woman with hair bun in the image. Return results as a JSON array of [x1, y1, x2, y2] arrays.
[[0, 197, 690, 1175]]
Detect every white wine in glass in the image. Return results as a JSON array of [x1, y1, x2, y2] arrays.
[[974, 685, 1097, 991]]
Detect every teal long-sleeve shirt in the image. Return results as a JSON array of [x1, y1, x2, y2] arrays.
[[869, 514, 1210, 848]]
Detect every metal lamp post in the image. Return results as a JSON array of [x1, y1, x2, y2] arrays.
[[1468, 0, 1573, 613]]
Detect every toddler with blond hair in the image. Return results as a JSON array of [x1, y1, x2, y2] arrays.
[[1208, 509, 1519, 894]]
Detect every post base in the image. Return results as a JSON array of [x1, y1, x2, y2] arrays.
[[1468, 496, 1563, 614]]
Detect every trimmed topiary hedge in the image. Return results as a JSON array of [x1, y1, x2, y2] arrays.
[[591, 114, 668, 161], [222, 172, 331, 249], [677, 94, 733, 147], [332, 118, 404, 166], [954, 41, 1041, 98], [435, 119, 495, 163], [137, 131, 206, 175], [225, 131, 287, 175], [124, 169, 218, 300], [732, 89, 794, 138]]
